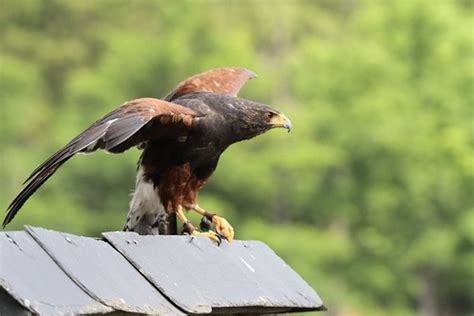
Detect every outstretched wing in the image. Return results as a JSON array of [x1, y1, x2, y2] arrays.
[[4, 67, 257, 228], [4, 98, 197, 227], [164, 67, 256, 101]]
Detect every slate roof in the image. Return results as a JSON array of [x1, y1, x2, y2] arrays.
[[0, 226, 326, 315]]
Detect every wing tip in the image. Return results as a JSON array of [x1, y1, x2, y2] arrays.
[[217, 66, 257, 79], [4, 197, 21, 228], [3, 209, 14, 229], [241, 68, 257, 79]]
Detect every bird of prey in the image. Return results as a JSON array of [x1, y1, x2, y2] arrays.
[[3, 67, 291, 243]]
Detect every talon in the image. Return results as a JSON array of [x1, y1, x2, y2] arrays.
[[186, 205, 234, 242], [215, 232, 223, 246], [216, 232, 225, 244], [212, 215, 234, 242], [192, 230, 222, 246]]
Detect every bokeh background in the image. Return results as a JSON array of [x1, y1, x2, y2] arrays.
[[1, 1, 473, 315]]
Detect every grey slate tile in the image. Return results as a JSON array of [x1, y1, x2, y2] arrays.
[[0, 231, 111, 315], [25, 226, 183, 315], [103, 232, 325, 314]]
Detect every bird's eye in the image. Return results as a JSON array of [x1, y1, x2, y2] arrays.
[[267, 112, 275, 119]]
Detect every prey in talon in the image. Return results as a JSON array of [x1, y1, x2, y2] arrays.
[[4, 68, 291, 245]]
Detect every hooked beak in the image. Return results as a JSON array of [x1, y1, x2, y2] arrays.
[[270, 113, 292, 132]]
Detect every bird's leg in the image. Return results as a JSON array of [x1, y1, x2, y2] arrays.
[[176, 206, 222, 245], [186, 205, 234, 242]]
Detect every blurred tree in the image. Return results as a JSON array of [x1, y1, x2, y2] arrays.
[[1, 1, 472, 315]]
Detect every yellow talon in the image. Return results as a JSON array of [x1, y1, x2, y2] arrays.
[[212, 215, 234, 242], [192, 230, 223, 245], [180, 204, 234, 243]]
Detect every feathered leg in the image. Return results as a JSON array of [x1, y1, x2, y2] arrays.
[[124, 166, 177, 235]]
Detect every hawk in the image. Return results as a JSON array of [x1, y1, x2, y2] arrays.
[[4, 68, 291, 244]]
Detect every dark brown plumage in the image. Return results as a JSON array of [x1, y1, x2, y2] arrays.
[[4, 68, 291, 242]]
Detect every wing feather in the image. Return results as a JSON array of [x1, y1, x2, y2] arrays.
[[4, 98, 196, 227], [5, 67, 257, 227], [164, 67, 256, 101]]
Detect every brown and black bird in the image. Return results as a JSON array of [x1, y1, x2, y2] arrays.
[[3, 67, 291, 243]]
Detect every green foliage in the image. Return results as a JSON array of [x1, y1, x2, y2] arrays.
[[1, 1, 472, 314]]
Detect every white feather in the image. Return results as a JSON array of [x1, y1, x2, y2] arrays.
[[125, 166, 166, 232], [81, 118, 119, 154]]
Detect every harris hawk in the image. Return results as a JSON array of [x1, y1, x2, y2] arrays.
[[3, 68, 291, 244]]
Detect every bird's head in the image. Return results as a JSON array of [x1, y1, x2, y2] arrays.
[[266, 110, 292, 132], [243, 104, 292, 135], [173, 92, 292, 144], [222, 97, 292, 141]]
